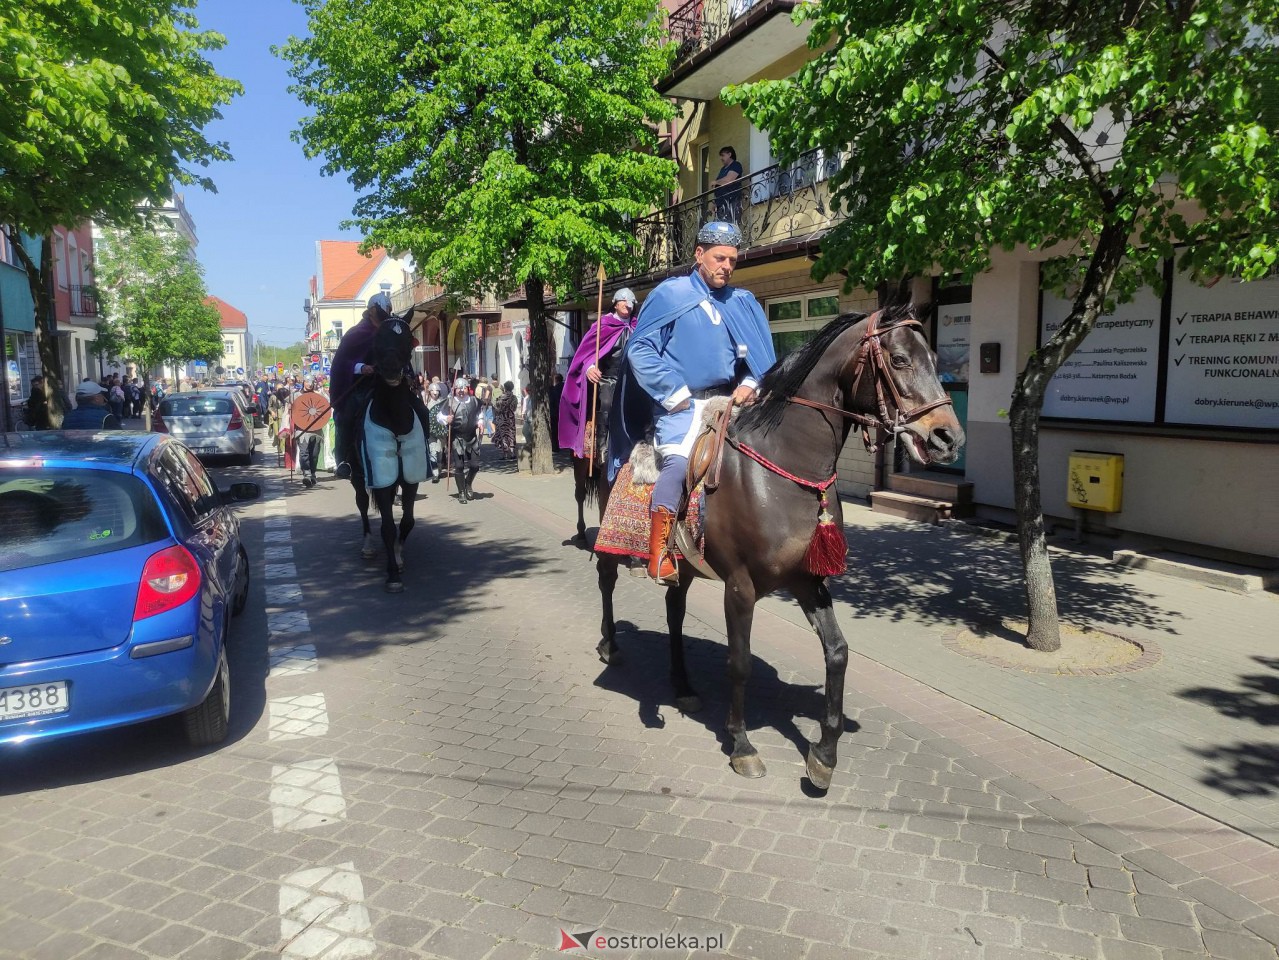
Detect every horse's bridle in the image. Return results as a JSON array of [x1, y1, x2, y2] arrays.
[[786, 309, 953, 452]]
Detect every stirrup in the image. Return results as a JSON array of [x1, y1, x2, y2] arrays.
[[336, 461, 352, 479]]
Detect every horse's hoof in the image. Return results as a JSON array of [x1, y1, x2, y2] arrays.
[[730, 753, 767, 779], [675, 695, 702, 714], [806, 748, 835, 790], [596, 639, 620, 666], [385, 580, 404, 594], [361, 534, 377, 559]]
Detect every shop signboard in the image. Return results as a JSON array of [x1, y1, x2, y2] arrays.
[[935, 302, 971, 383], [1163, 269, 1279, 429], [1041, 286, 1162, 422]]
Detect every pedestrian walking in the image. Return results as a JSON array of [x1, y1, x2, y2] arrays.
[[425, 382, 449, 482], [438, 377, 483, 503], [290, 377, 332, 487], [492, 381, 518, 459]]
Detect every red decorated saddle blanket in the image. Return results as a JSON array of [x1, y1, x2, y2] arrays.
[[595, 460, 705, 562]]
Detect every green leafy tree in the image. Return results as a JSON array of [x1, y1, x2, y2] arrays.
[[279, 0, 676, 472], [728, 0, 1279, 650], [0, 0, 240, 419], [95, 225, 223, 403]]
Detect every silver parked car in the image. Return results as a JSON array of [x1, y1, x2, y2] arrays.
[[154, 390, 257, 465]]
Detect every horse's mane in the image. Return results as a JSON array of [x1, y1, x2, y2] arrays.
[[735, 304, 914, 435]]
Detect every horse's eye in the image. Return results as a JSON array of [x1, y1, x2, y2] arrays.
[[891, 354, 911, 369]]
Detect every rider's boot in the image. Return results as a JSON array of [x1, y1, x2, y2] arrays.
[[647, 508, 679, 584], [336, 461, 352, 480], [465, 467, 479, 499], [456, 470, 469, 503]]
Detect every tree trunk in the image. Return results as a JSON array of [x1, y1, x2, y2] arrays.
[[1009, 362, 1061, 651], [1007, 219, 1132, 653], [525, 279, 556, 475], [12, 233, 66, 425]]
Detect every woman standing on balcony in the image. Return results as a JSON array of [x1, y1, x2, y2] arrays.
[[710, 146, 744, 223]]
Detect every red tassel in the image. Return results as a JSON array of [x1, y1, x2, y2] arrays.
[[804, 493, 847, 577]]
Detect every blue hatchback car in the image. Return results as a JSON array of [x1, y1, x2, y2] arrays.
[[0, 431, 257, 748]]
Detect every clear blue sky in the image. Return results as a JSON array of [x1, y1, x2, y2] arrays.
[[185, 0, 364, 348]]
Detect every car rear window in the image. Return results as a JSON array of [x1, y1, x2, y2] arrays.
[[161, 397, 234, 416], [0, 468, 168, 573]]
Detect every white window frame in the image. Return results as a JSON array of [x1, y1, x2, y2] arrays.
[[54, 233, 68, 289], [765, 289, 841, 332]]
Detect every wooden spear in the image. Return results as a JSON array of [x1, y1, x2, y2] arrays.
[[586, 263, 607, 477]]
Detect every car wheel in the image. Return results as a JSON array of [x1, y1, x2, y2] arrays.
[[183, 645, 230, 747], [231, 546, 250, 616], [236, 448, 253, 466]]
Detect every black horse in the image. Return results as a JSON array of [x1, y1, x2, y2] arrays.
[[350, 318, 430, 593], [595, 306, 965, 788]]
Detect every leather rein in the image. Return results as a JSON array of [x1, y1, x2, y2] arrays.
[[784, 310, 953, 454]]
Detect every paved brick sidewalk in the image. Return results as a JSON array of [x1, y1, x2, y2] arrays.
[[0, 457, 1276, 959]]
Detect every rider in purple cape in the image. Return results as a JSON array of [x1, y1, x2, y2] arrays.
[[558, 288, 638, 459], [607, 263, 775, 482]]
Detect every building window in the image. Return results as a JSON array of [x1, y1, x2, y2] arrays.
[[5, 333, 29, 401], [765, 291, 841, 358], [54, 234, 68, 289], [331, 321, 344, 339], [223, 339, 235, 353], [0, 228, 15, 267]]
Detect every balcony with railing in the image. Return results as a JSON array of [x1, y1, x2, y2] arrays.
[[69, 285, 99, 318], [613, 148, 844, 286], [661, 0, 810, 99]]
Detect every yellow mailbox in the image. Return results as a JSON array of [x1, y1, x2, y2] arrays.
[[1067, 452, 1124, 512]]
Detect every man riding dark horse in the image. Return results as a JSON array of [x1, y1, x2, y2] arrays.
[[608, 221, 776, 582]]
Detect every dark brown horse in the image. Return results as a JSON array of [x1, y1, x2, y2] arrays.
[[595, 306, 964, 788]]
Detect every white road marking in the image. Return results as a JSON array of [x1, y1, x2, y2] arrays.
[[279, 863, 373, 959], [268, 609, 312, 635], [265, 563, 300, 580], [265, 517, 292, 529], [265, 545, 294, 561], [267, 694, 330, 740], [269, 643, 319, 678], [265, 583, 304, 606], [264, 529, 292, 543], [271, 760, 347, 830]]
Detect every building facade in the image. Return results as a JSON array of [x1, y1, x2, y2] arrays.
[[306, 241, 409, 379], [204, 296, 253, 381], [0, 228, 43, 425], [51, 222, 103, 389]]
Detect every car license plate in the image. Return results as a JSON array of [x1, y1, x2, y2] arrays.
[[0, 681, 70, 720], [192, 447, 218, 455]]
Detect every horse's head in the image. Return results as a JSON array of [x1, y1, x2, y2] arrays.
[[843, 307, 965, 465], [372, 316, 416, 387]]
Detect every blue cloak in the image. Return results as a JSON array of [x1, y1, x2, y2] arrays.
[[607, 270, 775, 480]]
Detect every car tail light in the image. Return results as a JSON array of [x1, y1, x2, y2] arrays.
[[134, 545, 201, 621], [228, 407, 244, 431], [153, 411, 168, 433]]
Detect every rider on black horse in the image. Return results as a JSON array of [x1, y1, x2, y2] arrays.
[[331, 292, 432, 481]]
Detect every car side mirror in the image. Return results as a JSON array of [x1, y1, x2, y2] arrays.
[[225, 481, 261, 503]]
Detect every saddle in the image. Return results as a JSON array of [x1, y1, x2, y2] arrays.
[[685, 397, 737, 497], [593, 400, 737, 581]]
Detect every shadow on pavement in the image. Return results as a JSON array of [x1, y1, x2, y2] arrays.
[[828, 522, 1180, 637], [1181, 655, 1279, 797], [590, 623, 859, 768]]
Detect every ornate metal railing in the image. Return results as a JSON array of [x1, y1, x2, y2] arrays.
[[666, 0, 798, 70], [69, 285, 98, 317], [616, 148, 844, 284]]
